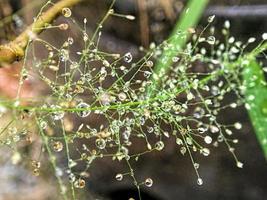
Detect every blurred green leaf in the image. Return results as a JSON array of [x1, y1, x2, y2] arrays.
[[243, 59, 267, 158]]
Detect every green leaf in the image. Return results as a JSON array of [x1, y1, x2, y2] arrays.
[[149, 0, 209, 94], [243, 59, 267, 158]]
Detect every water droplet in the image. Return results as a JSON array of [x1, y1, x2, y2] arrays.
[[204, 136, 212, 144], [144, 71, 152, 78], [31, 160, 41, 168], [208, 15, 215, 23], [53, 141, 63, 152], [155, 141, 164, 151], [77, 102, 90, 117], [118, 92, 127, 101], [74, 178, 86, 188], [224, 20, 230, 29], [193, 107, 205, 119], [176, 138, 183, 145], [124, 52, 133, 63], [207, 36, 215, 45], [180, 146, 187, 155], [262, 33, 267, 40], [146, 60, 154, 67], [33, 168, 40, 176], [145, 178, 153, 187], [172, 56, 180, 63], [187, 92, 194, 100], [68, 37, 74, 45], [186, 137, 193, 145], [234, 122, 242, 130], [201, 148, 210, 156], [194, 163, 200, 169], [236, 161, 243, 168], [62, 8, 72, 17], [248, 37, 256, 43], [59, 23, 69, 30], [197, 178, 203, 185], [115, 173, 123, 181], [126, 15, 135, 20], [83, 31, 89, 42], [210, 125, 219, 133], [51, 105, 64, 120], [95, 138, 106, 149], [69, 173, 76, 182], [59, 49, 69, 61], [147, 126, 154, 133], [225, 129, 232, 135]]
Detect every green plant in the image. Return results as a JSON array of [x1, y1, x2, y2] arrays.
[[0, 1, 266, 200]]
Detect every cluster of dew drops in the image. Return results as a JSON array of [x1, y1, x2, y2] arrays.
[[2, 4, 267, 197]]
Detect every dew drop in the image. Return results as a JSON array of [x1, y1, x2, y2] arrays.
[[124, 52, 133, 63], [194, 163, 200, 169], [208, 15, 215, 23], [155, 141, 164, 151], [187, 92, 194, 100], [53, 141, 63, 152], [69, 173, 76, 182], [147, 126, 154, 133], [115, 173, 123, 181], [186, 137, 193, 145], [248, 37, 256, 43], [204, 136, 212, 144], [201, 148, 210, 156], [197, 178, 203, 185], [145, 178, 153, 187], [74, 178, 86, 189], [118, 92, 127, 101], [172, 56, 180, 63], [95, 138, 106, 149], [83, 31, 89, 42], [147, 143, 152, 150], [59, 49, 69, 61], [146, 60, 154, 67], [144, 71, 152, 78], [236, 161, 243, 168], [68, 37, 74, 45], [51, 105, 64, 120], [234, 122, 242, 130], [210, 125, 219, 133], [207, 36, 215, 45], [76, 102, 90, 117], [224, 20, 230, 29], [180, 146, 187, 155], [33, 168, 40, 176], [262, 33, 267, 40], [193, 107, 205, 119], [59, 23, 69, 30], [31, 160, 41, 168], [176, 138, 183, 145], [62, 7, 72, 17], [126, 15, 135, 20]]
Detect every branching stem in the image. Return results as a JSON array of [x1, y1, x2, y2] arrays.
[[0, 0, 82, 65]]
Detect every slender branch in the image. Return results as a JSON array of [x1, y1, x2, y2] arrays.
[[0, 0, 82, 65]]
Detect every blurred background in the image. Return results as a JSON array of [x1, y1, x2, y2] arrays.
[[0, 0, 267, 200]]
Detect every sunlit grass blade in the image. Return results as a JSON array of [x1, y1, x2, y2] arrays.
[[243, 59, 267, 158], [148, 0, 209, 94]]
